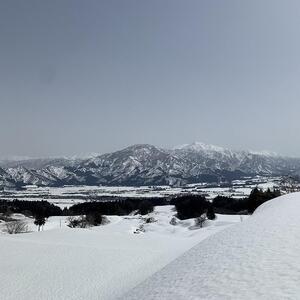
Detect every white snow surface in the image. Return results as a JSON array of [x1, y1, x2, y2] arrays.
[[124, 193, 300, 300], [0, 206, 242, 300]]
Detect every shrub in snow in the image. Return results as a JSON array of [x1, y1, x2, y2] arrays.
[[144, 217, 156, 223], [100, 216, 110, 225], [67, 213, 106, 228], [194, 214, 207, 228], [5, 220, 28, 234], [134, 224, 145, 234], [67, 216, 88, 228], [169, 217, 178, 226]]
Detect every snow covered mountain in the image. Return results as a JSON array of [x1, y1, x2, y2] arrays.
[[1, 143, 300, 188]]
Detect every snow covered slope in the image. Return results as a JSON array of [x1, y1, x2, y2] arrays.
[[1, 143, 300, 187], [0, 206, 242, 300], [124, 193, 300, 300]]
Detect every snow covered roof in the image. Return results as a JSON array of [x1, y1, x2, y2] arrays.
[[124, 192, 300, 299]]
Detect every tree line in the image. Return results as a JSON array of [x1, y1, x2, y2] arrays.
[[0, 188, 281, 222], [212, 188, 281, 214]]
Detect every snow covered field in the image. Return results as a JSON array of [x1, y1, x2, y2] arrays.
[[0, 176, 280, 208], [125, 193, 300, 299], [0, 206, 243, 300]]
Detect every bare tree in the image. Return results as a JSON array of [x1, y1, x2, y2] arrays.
[[67, 215, 88, 228], [5, 220, 28, 234], [195, 213, 207, 228]]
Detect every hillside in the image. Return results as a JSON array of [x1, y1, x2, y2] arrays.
[[1, 143, 300, 188], [124, 193, 300, 299], [0, 206, 242, 300]]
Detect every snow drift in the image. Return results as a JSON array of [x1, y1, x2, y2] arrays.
[[124, 193, 300, 299]]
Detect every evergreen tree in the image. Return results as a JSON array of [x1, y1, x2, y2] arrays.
[[206, 205, 216, 220], [34, 215, 46, 231]]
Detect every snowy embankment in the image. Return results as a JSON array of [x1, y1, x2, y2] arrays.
[[0, 206, 241, 300], [124, 193, 300, 300]]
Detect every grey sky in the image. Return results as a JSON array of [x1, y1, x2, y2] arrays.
[[1, 0, 300, 157]]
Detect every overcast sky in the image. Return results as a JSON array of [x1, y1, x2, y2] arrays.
[[1, 0, 300, 157]]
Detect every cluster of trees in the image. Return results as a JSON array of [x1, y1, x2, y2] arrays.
[[69, 198, 159, 216], [0, 198, 158, 220], [212, 188, 281, 214], [247, 188, 281, 213], [0, 199, 62, 218], [212, 196, 249, 214], [171, 195, 216, 220]]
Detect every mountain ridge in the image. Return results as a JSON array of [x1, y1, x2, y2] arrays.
[[0, 142, 299, 188]]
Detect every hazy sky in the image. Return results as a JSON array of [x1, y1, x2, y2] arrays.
[[1, 0, 300, 157]]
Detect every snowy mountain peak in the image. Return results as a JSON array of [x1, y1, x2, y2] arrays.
[[0, 142, 299, 188], [173, 142, 226, 153], [124, 144, 162, 152]]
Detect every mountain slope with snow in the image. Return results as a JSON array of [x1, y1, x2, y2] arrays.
[[124, 193, 300, 300], [1, 143, 300, 187]]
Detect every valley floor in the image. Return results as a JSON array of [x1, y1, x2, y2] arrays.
[[0, 206, 242, 300]]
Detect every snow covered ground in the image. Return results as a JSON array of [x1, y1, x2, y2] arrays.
[[124, 193, 300, 299], [0, 206, 243, 300], [0, 176, 280, 208]]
